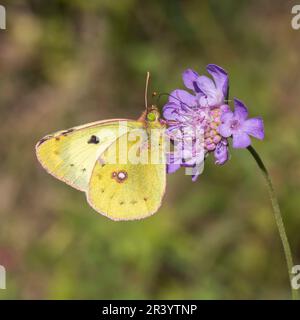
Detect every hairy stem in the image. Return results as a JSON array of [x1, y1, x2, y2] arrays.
[[247, 145, 297, 300]]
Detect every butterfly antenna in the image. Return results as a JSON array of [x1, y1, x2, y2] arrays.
[[145, 71, 151, 113]]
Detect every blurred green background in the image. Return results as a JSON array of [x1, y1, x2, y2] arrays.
[[0, 0, 300, 299]]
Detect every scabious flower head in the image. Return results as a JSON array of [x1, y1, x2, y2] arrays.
[[163, 64, 264, 181]]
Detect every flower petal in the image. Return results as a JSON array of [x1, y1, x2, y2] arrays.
[[183, 162, 205, 181], [243, 117, 264, 140], [163, 102, 180, 121], [183, 148, 205, 167], [214, 139, 229, 165], [166, 126, 184, 141], [206, 64, 229, 99], [166, 153, 181, 174], [233, 98, 248, 121], [199, 93, 224, 107], [232, 132, 251, 148], [182, 69, 200, 92], [191, 163, 205, 181], [197, 74, 223, 107], [220, 110, 234, 123], [196, 75, 216, 96], [218, 111, 234, 137], [169, 89, 196, 108], [218, 124, 232, 138], [181, 148, 194, 166], [167, 163, 181, 174], [220, 104, 231, 113]]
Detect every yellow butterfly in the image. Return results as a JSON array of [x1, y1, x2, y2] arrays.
[[35, 73, 166, 221]]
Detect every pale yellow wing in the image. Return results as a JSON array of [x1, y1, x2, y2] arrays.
[[87, 127, 166, 220], [36, 119, 143, 192]]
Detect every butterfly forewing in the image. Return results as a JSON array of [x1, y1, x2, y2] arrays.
[[36, 119, 142, 192]]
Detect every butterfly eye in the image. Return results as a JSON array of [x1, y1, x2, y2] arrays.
[[147, 112, 156, 122]]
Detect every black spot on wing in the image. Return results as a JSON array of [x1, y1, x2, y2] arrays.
[[88, 135, 100, 144]]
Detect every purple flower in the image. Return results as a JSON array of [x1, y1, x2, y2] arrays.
[[218, 98, 264, 149], [166, 153, 181, 174], [163, 64, 232, 181], [162, 64, 264, 181]]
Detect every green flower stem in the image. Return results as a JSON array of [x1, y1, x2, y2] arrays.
[[247, 145, 297, 300]]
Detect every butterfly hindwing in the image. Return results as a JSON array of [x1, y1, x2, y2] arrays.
[[87, 127, 166, 220]]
